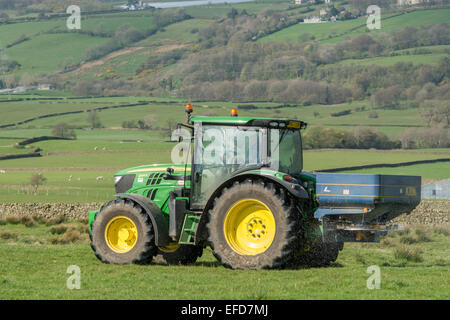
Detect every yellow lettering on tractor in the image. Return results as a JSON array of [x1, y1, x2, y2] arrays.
[[406, 186, 417, 196]]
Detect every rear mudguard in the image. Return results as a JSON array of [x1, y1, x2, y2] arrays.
[[114, 193, 170, 246]]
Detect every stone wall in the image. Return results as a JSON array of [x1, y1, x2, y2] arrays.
[[0, 200, 448, 225], [0, 203, 103, 221]]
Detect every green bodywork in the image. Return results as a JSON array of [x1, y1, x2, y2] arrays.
[[88, 115, 317, 244], [88, 163, 317, 233]]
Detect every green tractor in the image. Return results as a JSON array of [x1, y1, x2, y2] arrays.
[[88, 105, 421, 269]]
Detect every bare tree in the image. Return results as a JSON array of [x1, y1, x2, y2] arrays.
[[87, 109, 102, 129], [30, 173, 46, 195], [52, 122, 76, 139]]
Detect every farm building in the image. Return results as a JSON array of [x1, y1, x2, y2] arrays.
[[421, 179, 450, 199], [397, 0, 430, 5]]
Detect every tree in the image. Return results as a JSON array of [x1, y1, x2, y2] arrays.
[[30, 173, 46, 195], [52, 122, 76, 139], [87, 109, 102, 129], [161, 118, 177, 139]]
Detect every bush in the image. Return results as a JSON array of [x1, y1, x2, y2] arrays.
[[49, 224, 69, 235], [414, 226, 432, 243], [52, 123, 76, 139], [5, 215, 21, 225], [20, 216, 36, 228], [394, 245, 424, 262], [368, 111, 378, 119], [380, 237, 395, 248], [400, 235, 417, 244], [330, 109, 352, 117], [45, 215, 66, 226], [433, 225, 450, 236], [51, 230, 81, 244], [0, 230, 18, 240]]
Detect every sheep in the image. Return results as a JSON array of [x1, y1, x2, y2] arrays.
[[96, 176, 104, 181]]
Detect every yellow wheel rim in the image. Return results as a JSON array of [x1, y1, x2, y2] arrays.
[[224, 199, 276, 255], [105, 216, 138, 253], [159, 242, 180, 253]]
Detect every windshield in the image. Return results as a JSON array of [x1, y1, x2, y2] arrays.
[[269, 128, 303, 175]]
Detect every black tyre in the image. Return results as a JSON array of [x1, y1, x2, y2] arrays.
[[207, 180, 302, 270], [294, 237, 342, 267], [155, 244, 204, 265], [90, 199, 158, 265]]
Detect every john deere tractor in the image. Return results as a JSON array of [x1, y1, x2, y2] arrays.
[[88, 105, 421, 269]]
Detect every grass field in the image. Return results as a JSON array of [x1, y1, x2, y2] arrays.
[[0, 93, 448, 204], [336, 53, 448, 66], [0, 96, 428, 136], [0, 221, 448, 299], [4, 33, 111, 75], [259, 8, 450, 43]]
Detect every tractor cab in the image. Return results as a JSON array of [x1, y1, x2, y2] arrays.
[[187, 114, 306, 209]]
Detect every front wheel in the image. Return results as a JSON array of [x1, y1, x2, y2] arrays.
[[90, 199, 158, 265]]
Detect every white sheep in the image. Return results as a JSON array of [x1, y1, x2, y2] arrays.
[[96, 176, 104, 181], [0, 170, 6, 174]]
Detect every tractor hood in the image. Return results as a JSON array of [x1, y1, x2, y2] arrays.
[[114, 164, 191, 195], [115, 164, 191, 176]]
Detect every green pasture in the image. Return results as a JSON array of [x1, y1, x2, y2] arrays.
[[259, 8, 450, 43], [183, 1, 292, 19], [336, 53, 449, 66], [4, 33, 111, 75], [136, 18, 212, 45], [0, 19, 62, 46], [341, 161, 450, 180], [79, 14, 156, 34], [259, 16, 368, 43], [0, 222, 448, 299]]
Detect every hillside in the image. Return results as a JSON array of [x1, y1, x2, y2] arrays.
[[0, 0, 449, 151]]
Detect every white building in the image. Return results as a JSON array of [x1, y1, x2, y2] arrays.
[[295, 0, 316, 4], [422, 179, 450, 199], [303, 16, 323, 23], [397, 0, 429, 5]]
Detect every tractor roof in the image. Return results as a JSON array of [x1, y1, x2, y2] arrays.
[[190, 116, 306, 128]]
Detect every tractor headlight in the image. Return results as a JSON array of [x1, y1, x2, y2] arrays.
[[114, 176, 123, 185], [114, 174, 136, 193]]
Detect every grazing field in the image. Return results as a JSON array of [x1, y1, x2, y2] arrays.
[[260, 8, 450, 43], [0, 94, 448, 204], [4, 33, 111, 75], [0, 221, 448, 299], [336, 53, 448, 66], [0, 95, 428, 137]]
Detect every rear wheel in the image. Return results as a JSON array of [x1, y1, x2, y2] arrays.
[[207, 180, 302, 270], [90, 199, 157, 265], [155, 244, 204, 265], [294, 237, 342, 267]]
